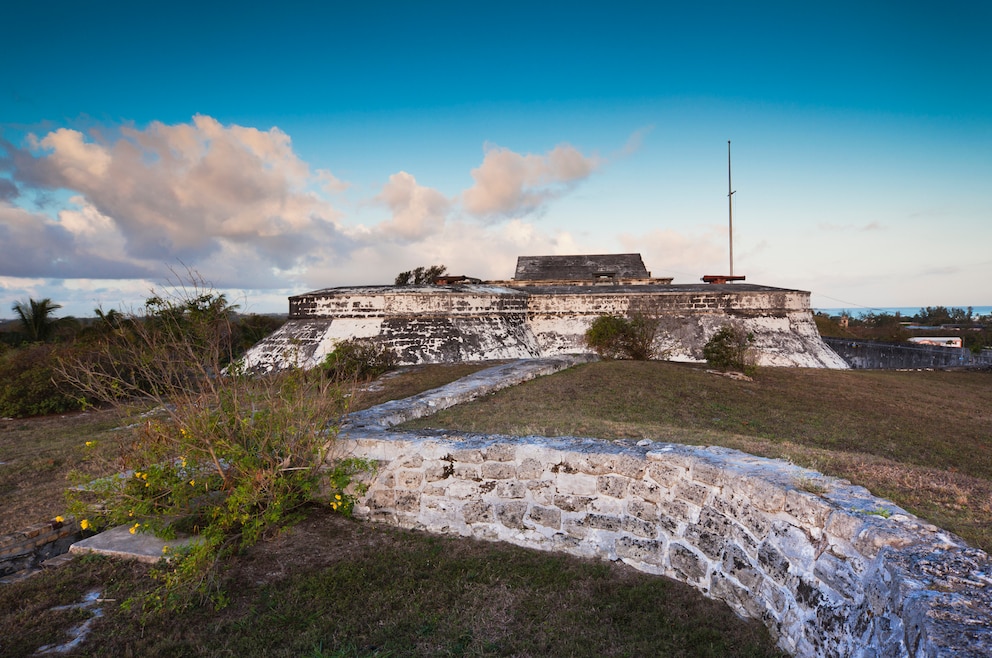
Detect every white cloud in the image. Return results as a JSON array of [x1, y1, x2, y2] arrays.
[[462, 143, 601, 218], [373, 172, 450, 243], [617, 228, 727, 283]]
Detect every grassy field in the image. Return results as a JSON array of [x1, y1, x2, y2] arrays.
[[6, 358, 988, 656], [404, 360, 992, 552], [1, 361, 783, 656]]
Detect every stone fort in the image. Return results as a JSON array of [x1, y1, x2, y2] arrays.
[[242, 253, 847, 371]]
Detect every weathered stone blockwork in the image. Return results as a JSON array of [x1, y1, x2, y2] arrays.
[[341, 432, 992, 657], [242, 283, 847, 372], [332, 357, 991, 658]]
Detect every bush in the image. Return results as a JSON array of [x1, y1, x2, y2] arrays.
[[584, 313, 659, 360], [322, 338, 399, 381], [0, 343, 83, 417], [703, 325, 755, 373], [60, 273, 374, 610]]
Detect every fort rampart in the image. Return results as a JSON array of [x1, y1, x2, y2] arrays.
[[242, 283, 847, 371]]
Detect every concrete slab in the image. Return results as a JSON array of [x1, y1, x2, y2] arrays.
[[69, 525, 197, 563]]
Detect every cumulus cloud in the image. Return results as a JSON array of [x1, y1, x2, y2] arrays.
[[0, 118, 615, 316], [462, 143, 600, 219], [4, 115, 346, 278], [373, 172, 450, 243]]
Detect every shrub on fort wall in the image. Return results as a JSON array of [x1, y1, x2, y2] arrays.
[[584, 313, 659, 360], [322, 338, 399, 381], [703, 325, 755, 374]]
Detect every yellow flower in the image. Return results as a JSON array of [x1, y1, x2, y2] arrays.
[[330, 502, 339, 510], [134, 471, 143, 479], [189, 479, 195, 486], [180, 457, 187, 468], [80, 519, 90, 530], [335, 494, 342, 500], [54, 515, 65, 523], [162, 545, 169, 554], [129, 523, 141, 535], [84, 441, 95, 448]]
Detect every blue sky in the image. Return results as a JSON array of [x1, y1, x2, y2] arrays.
[[2, 1, 990, 317]]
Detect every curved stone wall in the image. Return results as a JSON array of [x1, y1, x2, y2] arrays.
[[342, 432, 991, 657], [335, 358, 991, 657]]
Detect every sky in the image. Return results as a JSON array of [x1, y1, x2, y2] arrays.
[[2, 0, 990, 318]]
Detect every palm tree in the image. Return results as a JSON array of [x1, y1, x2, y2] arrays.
[[11, 298, 63, 342]]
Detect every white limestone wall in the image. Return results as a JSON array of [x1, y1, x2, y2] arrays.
[[241, 284, 848, 371], [341, 431, 992, 658]]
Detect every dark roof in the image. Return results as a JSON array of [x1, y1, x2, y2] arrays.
[[513, 254, 650, 281]]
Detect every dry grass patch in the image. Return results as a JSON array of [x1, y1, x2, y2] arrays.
[[0, 509, 782, 657]]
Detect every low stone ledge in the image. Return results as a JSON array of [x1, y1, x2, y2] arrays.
[[338, 429, 992, 657]]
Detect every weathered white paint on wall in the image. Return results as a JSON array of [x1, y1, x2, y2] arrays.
[[242, 283, 848, 371]]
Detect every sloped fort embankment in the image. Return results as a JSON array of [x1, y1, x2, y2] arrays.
[[241, 283, 847, 371], [338, 357, 992, 658]]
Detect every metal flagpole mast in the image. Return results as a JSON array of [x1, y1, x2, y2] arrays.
[[727, 140, 735, 277]]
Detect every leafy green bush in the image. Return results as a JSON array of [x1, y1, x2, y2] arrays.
[[61, 273, 374, 610], [0, 343, 83, 417], [584, 313, 659, 360], [322, 338, 399, 381], [703, 325, 755, 373]]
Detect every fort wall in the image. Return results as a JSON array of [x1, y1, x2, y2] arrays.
[[242, 283, 847, 371]]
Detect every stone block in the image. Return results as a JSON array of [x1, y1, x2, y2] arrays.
[[853, 524, 917, 559], [597, 474, 629, 498], [483, 444, 516, 462], [612, 454, 646, 478], [813, 552, 861, 601], [495, 480, 527, 499], [496, 501, 529, 530], [669, 543, 707, 584], [621, 516, 657, 538], [462, 500, 494, 524], [579, 513, 621, 532], [396, 469, 424, 490], [528, 505, 562, 529], [824, 510, 865, 542], [785, 489, 833, 528], [626, 499, 659, 522], [395, 491, 421, 513], [527, 479, 556, 504], [553, 494, 593, 512], [711, 571, 767, 620], [517, 458, 544, 480], [674, 481, 712, 506], [648, 462, 688, 488], [423, 463, 449, 482], [616, 536, 664, 566], [451, 448, 483, 463], [368, 490, 395, 511], [692, 462, 725, 488], [629, 480, 663, 504], [399, 454, 424, 468], [481, 462, 516, 480], [722, 543, 763, 590], [453, 464, 481, 480], [445, 480, 480, 499], [741, 477, 787, 513], [683, 524, 727, 560], [555, 472, 598, 496], [758, 541, 791, 585]]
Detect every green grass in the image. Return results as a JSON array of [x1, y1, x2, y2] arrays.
[[0, 510, 781, 657]]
